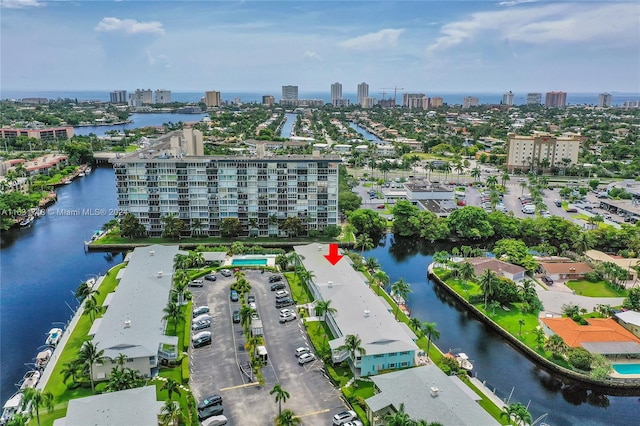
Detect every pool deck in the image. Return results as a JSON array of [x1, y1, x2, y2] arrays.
[[224, 254, 277, 267], [609, 359, 640, 379]]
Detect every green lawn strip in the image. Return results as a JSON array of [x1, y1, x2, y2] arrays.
[[124, 145, 139, 152], [566, 280, 627, 297], [93, 235, 338, 246], [284, 272, 312, 304], [457, 376, 509, 425]]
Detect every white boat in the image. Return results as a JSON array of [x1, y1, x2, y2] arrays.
[[19, 370, 40, 390], [45, 327, 63, 346], [85, 167, 92, 174], [35, 348, 53, 369], [446, 350, 474, 371], [78, 172, 85, 177], [19, 216, 34, 227], [1, 392, 23, 425]]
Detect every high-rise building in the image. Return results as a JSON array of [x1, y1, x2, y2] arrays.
[[362, 97, 377, 108], [204, 91, 222, 107], [506, 133, 582, 172], [357, 82, 369, 105], [110, 90, 127, 104], [262, 95, 275, 106], [431, 97, 444, 108], [502, 91, 514, 106], [526, 93, 542, 105], [155, 89, 171, 104], [281, 85, 298, 101], [598, 93, 612, 108], [545, 91, 567, 107], [111, 131, 340, 238], [331, 82, 343, 106], [129, 89, 153, 106], [402, 93, 428, 109], [462, 97, 479, 109]]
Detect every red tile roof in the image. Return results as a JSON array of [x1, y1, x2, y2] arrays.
[[541, 317, 640, 347], [539, 262, 593, 275]]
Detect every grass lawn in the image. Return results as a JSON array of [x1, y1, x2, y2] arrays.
[[284, 272, 312, 304], [124, 145, 139, 152], [570, 213, 590, 220], [93, 235, 338, 246], [566, 280, 627, 297]]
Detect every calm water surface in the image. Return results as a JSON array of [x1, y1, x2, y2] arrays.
[[73, 112, 208, 136]]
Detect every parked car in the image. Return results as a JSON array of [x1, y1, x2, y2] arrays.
[[232, 310, 240, 323], [542, 276, 553, 285], [192, 332, 212, 348], [249, 302, 257, 310], [268, 275, 283, 283], [204, 274, 217, 281], [197, 394, 223, 411], [230, 289, 239, 302], [192, 331, 212, 342], [192, 319, 211, 331], [554, 199, 562, 207], [198, 404, 224, 421], [298, 353, 316, 365], [332, 410, 357, 425], [279, 312, 297, 323], [377, 204, 385, 209], [275, 298, 295, 308], [192, 314, 211, 324], [189, 279, 204, 287], [344, 421, 363, 426], [200, 415, 228, 426], [274, 290, 289, 299], [193, 306, 210, 317], [295, 347, 310, 357], [220, 269, 232, 277], [270, 282, 286, 291], [279, 308, 293, 317], [247, 294, 255, 303]]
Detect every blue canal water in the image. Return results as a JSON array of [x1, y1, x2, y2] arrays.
[[349, 122, 383, 142], [73, 112, 208, 137], [0, 167, 124, 402], [279, 113, 297, 138]]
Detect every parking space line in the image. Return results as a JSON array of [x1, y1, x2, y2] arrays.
[[219, 381, 260, 392], [294, 408, 330, 419]]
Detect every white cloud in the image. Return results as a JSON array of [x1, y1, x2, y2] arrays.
[[302, 51, 321, 61], [95, 17, 165, 35], [499, 0, 537, 7], [427, 3, 640, 53], [340, 28, 404, 51], [1, 0, 44, 9]]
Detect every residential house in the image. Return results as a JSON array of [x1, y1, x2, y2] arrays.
[[464, 257, 527, 281], [615, 311, 640, 339], [365, 365, 499, 426], [538, 262, 593, 281], [585, 250, 640, 281]]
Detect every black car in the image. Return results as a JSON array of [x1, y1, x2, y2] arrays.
[[198, 404, 223, 421], [232, 310, 240, 323], [268, 275, 282, 283], [205, 274, 217, 281], [193, 334, 212, 348], [276, 298, 295, 308], [542, 276, 554, 285], [230, 289, 239, 302], [270, 282, 286, 291], [247, 294, 255, 303], [198, 394, 223, 411]]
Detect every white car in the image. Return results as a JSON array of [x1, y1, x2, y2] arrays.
[[192, 330, 212, 342], [193, 305, 210, 317], [298, 353, 316, 365], [279, 308, 293, 317], [192, 314, 211, 324], [295, 347, 310, 357], [332, 410, 357, 425], [279, 312, 297, 323], [249, 302, 257, 310], [344, 421, 363, 426], [274, 290, 289, 299]]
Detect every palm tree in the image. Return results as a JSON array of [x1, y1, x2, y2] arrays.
[[295, 268, 315, 299], [113, 352, 128, 370], [78, 341, 107, 393], [159, 400, 184, 426], [274, 409, 301, 426], [245, 335, 264, 354], [60, 358, 85, 386], [240, 305, 257, 331], [354, 233, 374, 256], [6, 413, 29, 426], [314, 299, 337, 320], [372, 270, 390, 295], [276, 253, 289, 271], [161, 377, 182, 401], [486, 175, 498, 189], [391, 278, 412, 319], [478, 269, 497, 310], [337, 334, 366, 365], [490, 300, 501, 316], [20, 388, 54, 426], [105, 367, 143, 392], [544, 334, 568, 355], [421, 322, 440, 360], [457, 261, 475, 292], [501, 402, 532, 426], [83, 294, 103, 321], [518, 319, 526, 336], [501, 171, 510, 188], [190, 218, 204, 237], [384, 402, 411, 426], [470, 167, 481, 183], [269, 384, 290, 416], [75, 281, 99, 302], [409, 317, 422, 335], [364, 256, 380, 272], [163, 301, 182, 334], [187, 250, 204, 268]]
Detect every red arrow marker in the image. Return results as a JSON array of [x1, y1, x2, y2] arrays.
[[324, 243, 343, 265]]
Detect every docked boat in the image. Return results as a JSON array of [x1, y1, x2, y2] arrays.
[[446, 350, 474, 371], [85, 167, 92, 174], [19, 216, 34, 227], [78, 172, 85, 177], [45, 327, 63, 346], [1, 393, 23, 425], [35, 348, 53, 369], [19, 370, 40, 390]]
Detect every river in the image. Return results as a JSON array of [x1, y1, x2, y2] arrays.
[[349, 122, 383, 143], [1, 170, 638, 425], [279, 113, 297, 138], [73, 112, 208, 136]]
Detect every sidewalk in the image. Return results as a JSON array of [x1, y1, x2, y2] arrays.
[[469, 376, 507, 410]]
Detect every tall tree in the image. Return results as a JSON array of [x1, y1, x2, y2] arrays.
[[20, 388, 54, 426], [337, 334, 366, 365], [161, 378, 182, 401], [163, 301, 182, 334], [78, 341, 107, 393], [390, 278, 412, 319], [384, 402, 411, 426], [421, 322, 440, 360], [354, 233, 374, 256], [269, 384, 290, 416], [372, 270, 390, 295], [159, 400, 184, 426], [274, 409, 301, 426], [314, 299, 337, 320], [479, 269, 498, 310]]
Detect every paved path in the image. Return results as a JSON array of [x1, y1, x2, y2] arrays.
[[536, 280, 625, 316]]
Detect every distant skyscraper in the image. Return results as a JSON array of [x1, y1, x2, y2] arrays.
[[431, 97, 444, 108], [598, 93, 612, 108], [403, 93, 428, 109], [362, 97, 377, 108], [129, 89, 153, 106], [502, 91, 514, 106], [262, 95, 275, 106], [462, 97, 479, 109], [110, 90, 127, 104], [155, 89, 171, 104], [204, 91, 222, 107], [527, 93, 542, 105], [545, 91, 567, 107], [331, 82, 342, 106], [282, 85, 298, 101], [357, 82, 369, 105]]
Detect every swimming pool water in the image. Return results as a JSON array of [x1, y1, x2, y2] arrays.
[[231, 258, 268, 266], [612, 363, 640, 375]]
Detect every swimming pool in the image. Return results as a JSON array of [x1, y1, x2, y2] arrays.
[[231, 258, 268, 266], [612, 363, 640, 375]]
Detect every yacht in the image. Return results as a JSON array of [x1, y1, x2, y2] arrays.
[[446, 349, 474, 371], [19, 370, 40, 390], [1, 393, 23, 425], [35, 348, 53, 370], [45, 327, 63, 347]]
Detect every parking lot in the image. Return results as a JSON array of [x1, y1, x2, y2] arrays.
[[189, 269, 347, 425]]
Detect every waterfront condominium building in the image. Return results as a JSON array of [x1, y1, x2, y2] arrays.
[[357, 82, 369, 105], [545, 91, 567, 107], [361, 97, 377, 108], [462, 96, 479, 109], [526, 93, 542, 105], [431, 97, 444, 108], [502, 91, 514, 106], [506, 132, 582, 172], [281, 85, 299, 101], [331, 82, 342, 106], [204, 91, 222, 107], [598, 93, 613, 108], [155, 89, 171, 104], [402, 93, 428, 109], [262, 95, 275, 106], [111, 130, 340, 237], [110, 90, 127, 104], [129, 89, 153, 106]]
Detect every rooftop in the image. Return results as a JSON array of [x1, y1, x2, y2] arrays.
[[541, 317, 640, 348], [616, 310, 640, 327], [464, 257, 527, 276], [539, 262, 594, 275]]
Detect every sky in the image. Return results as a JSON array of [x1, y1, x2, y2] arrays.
[[1, 0, 639, 94]]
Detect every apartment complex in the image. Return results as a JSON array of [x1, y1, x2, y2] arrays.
[[431, 97, 444, 108], [281, 85, 299, 101], [111, 130, 340, 237], [110, 90, 127, 104], [357, 82, 369, 105], [505, 132, 582, 172], [402, 93, 428, 109], [262, 95, 275, 106], [204, 91, 222, 107], [331, 82, 342, 106], [527, 93, 542, 105], [598, 93, 613, 108], [362, 97, 377, 108], [154, 89, 171, 104], [462, 96, 479, 108], [129, 89, 153, 106], [545, 91, 567, 107], [0, 126, 74, 141], [502, 91, 514, 106]]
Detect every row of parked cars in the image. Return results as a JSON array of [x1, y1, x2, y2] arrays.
[[192, 305, 213, 348], [197, 394, 227, 425]]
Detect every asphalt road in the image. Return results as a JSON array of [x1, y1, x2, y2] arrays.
[[189, 269, 347, 426]]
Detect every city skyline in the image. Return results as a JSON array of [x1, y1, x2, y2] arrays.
[[1, 1, 639, 93]]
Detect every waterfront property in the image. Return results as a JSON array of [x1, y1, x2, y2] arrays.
[[505, 132, 583, 172], [53, 385, 163, 426], [538, 262, 594, 281], [111, 129, 340, 237], [585, 250, 640, 281], [0, 126, 74, 141], [88, 245, 179, 380], [463, 257, 527, 282], [615, 310, 640, 339], [365, 365, 499, 426], [294, 244, 419, 376]]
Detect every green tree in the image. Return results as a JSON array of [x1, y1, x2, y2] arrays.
[[421, 322, 440, 360], [78, 341, 107, 393], [159, 400, 184, 426], [83, 294, 103, 322], [190, 218, 204, 237], [282, 216, 305, 237], [391, 200, 420, 237], [518, 318, 525, 335], [161, 214, 185, 239], [119, 213, 146, 238], [501, 402, 532, 426], [314, 299, 337, 320], [74, 280, 99, 302], [161, 378, 182, 401], [348, 208, 387, 237], [240, 305, 257, 331], [269, 384, 290, 416], [337, 334, 366, 365], [20, 388, 54, 426], [384, 402, 411, 425], [221, 217, 243, 237], [478, 269, 498, 310], [545, 334, 568, 356], [446, 206, 494, 239], [354, 233, 374, 256], [274, 409, 301, 426], [372, 270, 390, 295], [568, 347, 593, 370], [390, 278, 411, 319], [163, 301, 182, 334]]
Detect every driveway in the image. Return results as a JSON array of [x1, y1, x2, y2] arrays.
[[189, 270, 347, 425], [535, 279, 625, 316]]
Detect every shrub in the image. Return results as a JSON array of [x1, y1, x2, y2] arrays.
[[181, 356, 190, 384], [568, 347, 592, 370], [584, 272, 601, 282]]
